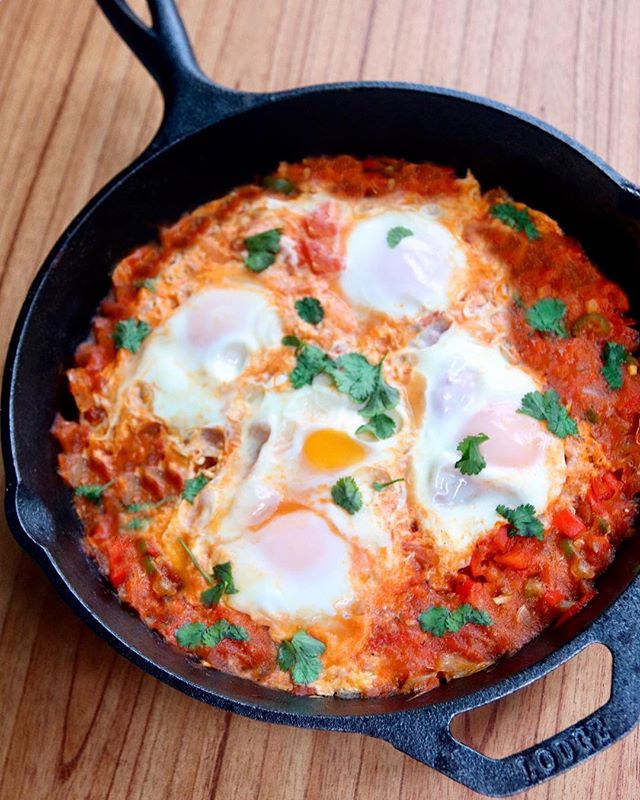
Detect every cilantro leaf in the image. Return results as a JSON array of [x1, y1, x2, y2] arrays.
[[112, 318, 151, 353], [601, 341, 629, 390], [372, 478, 405, 492], [201, 619, 249, 648], [177, 538, 238, 607], [244, 228, 282, 272], [490, 202, 541, 240], [125, 497, 171, 513], [175, 621, 206, 648], [526, 298, 569, 338], [125, 518, 149, 530], [176, 619, 249, 649], [359, 359, 400, 418], [419, 603, 493, 637], [282, 335, 303, 348], [295, 297, 324, 325], [518, 389, 579, 438], [455, 433, 489, 475], [133, 277, 158, 292], [331, 477, 363, 515], [290, 344, 331, 388], [496, 503, 544, 540], [181, 473, 210, 503], [387, 226, 414, 248], [212, 562, 238, 595], [74, 481, 112, 504], [277, 630, 325, 685], [263, 176, 295, 194], [326, 353, 377, 402], [356, 413, 396, 440]]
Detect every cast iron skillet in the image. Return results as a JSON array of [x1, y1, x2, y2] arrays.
[[3, 0, 640, 794]]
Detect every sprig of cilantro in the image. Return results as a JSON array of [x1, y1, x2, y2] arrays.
[[490, 202, 541, 240], [289, 344, 331, 388], [181, 473, 210, 503], [372, 478, 405, 492], [176, 619, 248, 649], [496, 503, 544, 540], [601, 341, 629, 390], [74, 481, 113, 504], [277, 630, 325, 685], [112, 319, 151, 353], [177, 538, 239, 606], [356, 414, 396, 439], [244, 228, 282, 272], [262, 176, 295, 194], [419, 604, 493, 637], [455, 433, 489, 475], [526, 298, 569, 338], [386, 226, 413, 248], [295, 297, 324, 325], [331, 477, 362, 514], [518, 389, 579, 438]]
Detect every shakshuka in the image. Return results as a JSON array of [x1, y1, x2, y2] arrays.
[[53, 156, 640, 696]]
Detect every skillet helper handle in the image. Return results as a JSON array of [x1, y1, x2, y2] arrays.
[[96, 0, 257, 152], [378, 580, 640, 795]]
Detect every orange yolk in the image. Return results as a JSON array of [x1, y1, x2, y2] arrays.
[[303, 429, 367, 470]]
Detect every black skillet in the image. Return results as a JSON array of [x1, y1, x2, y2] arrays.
[[3, 0, 640, 795]]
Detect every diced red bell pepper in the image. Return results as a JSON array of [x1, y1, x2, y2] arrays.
[[553, 508, 586, 539]]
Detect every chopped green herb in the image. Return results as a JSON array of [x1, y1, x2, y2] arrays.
[[490, 202, 541, 240], [386, 226, 414, 248], [125, 518, 149, 530], [372, 478, 405, 492], [601, 341, 629, 390], [295, 297, 324, 325], [125, 497, 172, 513], [513, 292, 524, 308], [263, 176, 295, 194], [112, 318, 150, 353], [455, 433, 489, 476], [141, 555, 156, 575], [181, 473, 210, 503], [496, 503, 544, 540], [518, 389, 579, 438], [176, 619, 248, 649], [133, 277, 158, 292], [326, 353, 399, 418], [244, 228, 282, 272], [282, 335, 303, 349], [202, 619, 249, 648], [74, 481, 113, 504], [175, 621, 207, 648], [277, 630, 325, 685], [419, 603, 493, 637], [526, 298, 569, 338], [355, 413, 396, 440], [177, 538, 238, 607], [290, 344, 331, 388], [331, 477, 362, 515]]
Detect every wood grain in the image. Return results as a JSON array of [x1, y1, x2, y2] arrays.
[[1, 1, 639, 797]]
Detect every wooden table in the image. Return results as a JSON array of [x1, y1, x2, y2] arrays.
[[1, 1, 639, 797]]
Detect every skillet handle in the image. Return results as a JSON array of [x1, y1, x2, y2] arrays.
[[376, 579, 640, 795], [95, 0, 259, 153]]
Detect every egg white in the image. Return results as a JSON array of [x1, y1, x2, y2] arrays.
[[341, 209, 468, 317], [121, 286, 282, 433], [408, 326, 567, 569]]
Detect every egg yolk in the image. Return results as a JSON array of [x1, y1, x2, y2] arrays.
[[303, 429, 367, 470], [463, 405, 545, 468]]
